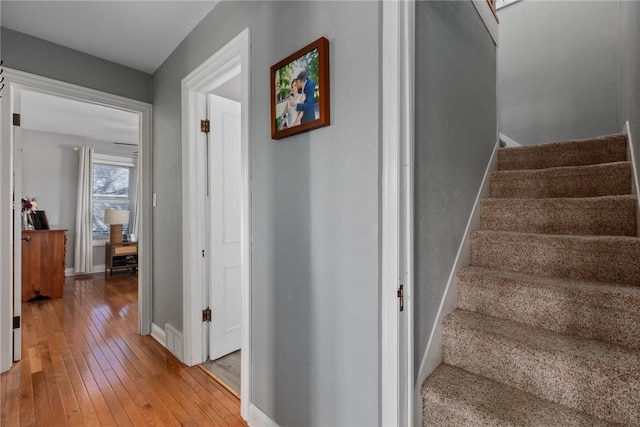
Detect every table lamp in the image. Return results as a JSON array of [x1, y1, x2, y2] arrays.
[[104, 209, 129, 244]]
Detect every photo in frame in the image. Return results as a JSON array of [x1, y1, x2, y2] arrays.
[[271, 36, 330, 140], [30, 210, 49, 230]]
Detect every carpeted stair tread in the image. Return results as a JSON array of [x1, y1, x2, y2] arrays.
[[480, 195, 637, 236], [423, 132, 638, 425], [457, 266, 640, 348], [490, 161, 632, 199], [470, 230, 640, 286], [442, 310, 640, 424], [421, 364, 613, 427], [497, 133, 628, 171]]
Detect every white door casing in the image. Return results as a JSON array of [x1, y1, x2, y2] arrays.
[[382, 0, 415, 425], [0, 68, 153, 373], [208, 94, 242, 360], [181, 28, 251, 420]]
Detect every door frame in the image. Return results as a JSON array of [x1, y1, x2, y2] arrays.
[[181, 28, 251, 419], [0, 68, 153, 373], [381, 0, 415, 425]]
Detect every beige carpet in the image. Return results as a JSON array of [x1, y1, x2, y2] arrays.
[[421, 134, 640, 425]]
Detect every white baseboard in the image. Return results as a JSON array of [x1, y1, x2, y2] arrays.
[[150, 322, 166, 347], [622, 122, 640, 237], [65, 265, 106, 277], [415, 140, 500, 395], [248, 404, 280, 427]]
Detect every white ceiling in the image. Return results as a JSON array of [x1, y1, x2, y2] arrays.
[[21, 90, 140, 145], [1, 0, 219, 74], [3, 1, 220, 143]]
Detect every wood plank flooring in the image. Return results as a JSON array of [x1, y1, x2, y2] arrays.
[[1, 273, 246, 426], [201, 350, 241, 397]]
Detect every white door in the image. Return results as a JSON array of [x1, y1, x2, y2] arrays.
[[208, 94, 242, 360]]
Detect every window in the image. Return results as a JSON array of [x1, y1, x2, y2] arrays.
[[92, 153, 136, 240]]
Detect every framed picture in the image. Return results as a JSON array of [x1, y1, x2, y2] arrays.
[[270, 36, 330, 140], [30, 210, 49, 230]]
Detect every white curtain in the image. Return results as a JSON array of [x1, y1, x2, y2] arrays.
[[130, 153, 141, 239], [74, 147, 94, 273]]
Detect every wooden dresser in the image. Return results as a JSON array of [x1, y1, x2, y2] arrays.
[[22, 229, 67, 303]]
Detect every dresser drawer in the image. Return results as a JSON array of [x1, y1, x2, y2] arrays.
[[114, 245, 137, 255]]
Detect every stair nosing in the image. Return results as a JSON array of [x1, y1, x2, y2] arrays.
[[470, 229, 640, 242], [491, 160, 631, 177], [422, 364, 611, 426], [444, 310, 640, 367], [458, 265, 640, 308]]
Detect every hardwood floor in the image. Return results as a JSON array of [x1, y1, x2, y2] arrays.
[[1, 273, 246, 426]]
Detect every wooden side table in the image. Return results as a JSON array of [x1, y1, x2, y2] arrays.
[[105, 242, 138, 276]]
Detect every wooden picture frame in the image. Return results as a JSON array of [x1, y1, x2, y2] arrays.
[[271, 36, 330, 140], [30, 210, 49, 230]]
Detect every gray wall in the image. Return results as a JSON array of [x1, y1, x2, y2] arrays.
[[1, 27, 153, 103], [498, 1, 619, 145], [21, 129, 136, 269], [414, 0, 497, 377], [619, 0, 640, 167], [152, 1, 380, 425]]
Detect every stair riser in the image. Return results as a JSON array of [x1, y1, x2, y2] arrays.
[[442, 324, 640, 424], [497, 134, 628, 171], [480, 198, 637, 236], [422, 399, 479, 426], [470, 232, 640, 286], [490, 163, 632, 199], [458, 282, 640, 348]]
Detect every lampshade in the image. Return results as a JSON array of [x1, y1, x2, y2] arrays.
[[105, 209, 130, 244], [104, 209, 130, 225]]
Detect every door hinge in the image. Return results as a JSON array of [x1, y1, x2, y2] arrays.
[[397, 284, 404, 312], [202, 249, 205, 258], [202, 307, 212, 322], [200, 119, 210, 134], [13, 316, 20, 329], [13, 113, 21, 127]]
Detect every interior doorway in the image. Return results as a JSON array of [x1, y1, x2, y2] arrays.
[[181, 28, 251, 419], [0, 69, 153, 373]]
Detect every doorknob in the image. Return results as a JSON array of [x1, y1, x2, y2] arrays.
[[22, 236, 31, 242]]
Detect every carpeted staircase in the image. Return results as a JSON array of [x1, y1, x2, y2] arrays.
[[421, 133, 640, 425]]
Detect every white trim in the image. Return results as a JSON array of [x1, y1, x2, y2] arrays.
[[181, 28, 252, 421], [622, 122, 640, 237], [496, 0, 522, 10], [0, 64, 7, 372], [93, 152, 137, 168], [499, 132, 522, 147], [472, 0, 499, 46], [248, 404, 280, 427], [150, 322, 167, 347], [415, 140, 500, 400], [382, 1, 414, 425], [65, 265, 106, 276], [0, 68, 153, 372]]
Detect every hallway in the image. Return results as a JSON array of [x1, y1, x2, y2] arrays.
[[0, 274, 245, 426]]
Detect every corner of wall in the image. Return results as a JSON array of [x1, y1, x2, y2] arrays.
[[414, 140, 500, 402]]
